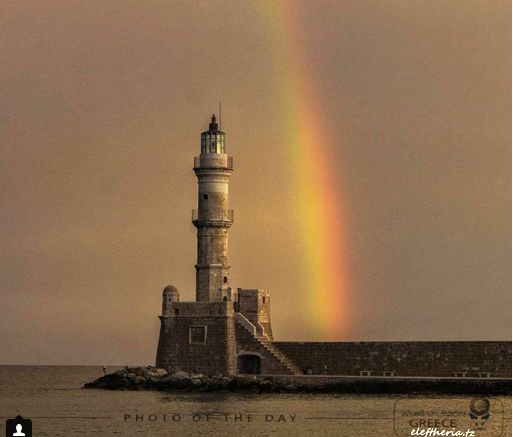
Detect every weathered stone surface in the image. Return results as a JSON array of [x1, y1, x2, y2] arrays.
[[156, 302, 237, 375], [134, 376, 146, 385], [273, 341, 512, 378]]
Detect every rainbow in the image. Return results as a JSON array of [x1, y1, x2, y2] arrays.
[[256, 1, 351, 339]]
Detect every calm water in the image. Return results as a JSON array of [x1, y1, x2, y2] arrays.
[[0, 366, 510, 437]]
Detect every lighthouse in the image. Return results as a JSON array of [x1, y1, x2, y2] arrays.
[[192, 115, 234, 302], [156, 114, 300, 376]]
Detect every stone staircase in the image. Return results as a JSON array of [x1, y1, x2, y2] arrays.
[[257, 333, 302, 375], [234, 313, 302, 375]]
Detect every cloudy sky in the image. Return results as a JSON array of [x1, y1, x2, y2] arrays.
[[0, 0, 510, 364]]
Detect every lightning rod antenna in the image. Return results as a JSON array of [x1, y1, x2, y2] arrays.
[[219, 102, 222, 130]]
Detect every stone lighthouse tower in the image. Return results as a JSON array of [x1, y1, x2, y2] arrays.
[[156, 114, 300, 375], [193, 115, 234, 302]]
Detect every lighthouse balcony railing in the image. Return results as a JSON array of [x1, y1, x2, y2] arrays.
[[192, 209, 234, 223], [194, 155, 233, 171]]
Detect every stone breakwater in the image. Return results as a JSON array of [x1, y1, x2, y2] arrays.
[[84, 367, 511, 395]]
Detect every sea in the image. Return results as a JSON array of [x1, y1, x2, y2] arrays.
[[0, 366, 510, 437]]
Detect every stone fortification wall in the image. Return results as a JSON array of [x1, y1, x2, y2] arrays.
[[273, 341, 512, 378], [156, 301, 236, 374]]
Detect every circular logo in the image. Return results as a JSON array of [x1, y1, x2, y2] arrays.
[[470, 397, 490, 416]]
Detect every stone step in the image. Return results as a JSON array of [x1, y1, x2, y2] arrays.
[[235, 317, 301, 375], [250, 332, 301, 374], [260, 341, 292, 363]]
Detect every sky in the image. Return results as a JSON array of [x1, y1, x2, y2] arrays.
[[0, 0, 510, 365]]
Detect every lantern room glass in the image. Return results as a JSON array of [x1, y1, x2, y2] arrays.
[[201, 132, 225, 154]]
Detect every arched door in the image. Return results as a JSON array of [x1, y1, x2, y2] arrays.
[[237, 354, 261, 374]]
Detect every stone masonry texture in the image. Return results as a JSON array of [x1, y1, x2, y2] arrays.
[[273, 341, 512, 377]]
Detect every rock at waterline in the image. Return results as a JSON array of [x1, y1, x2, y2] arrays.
[[83, 367, 511, 395], [83, 368, 295, 392]]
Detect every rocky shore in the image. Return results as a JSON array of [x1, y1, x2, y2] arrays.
[[84, 367, 511, 394], [84, 368, 299, 393]]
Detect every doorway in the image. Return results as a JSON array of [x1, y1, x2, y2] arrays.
[[237, 354, 261, 374]]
